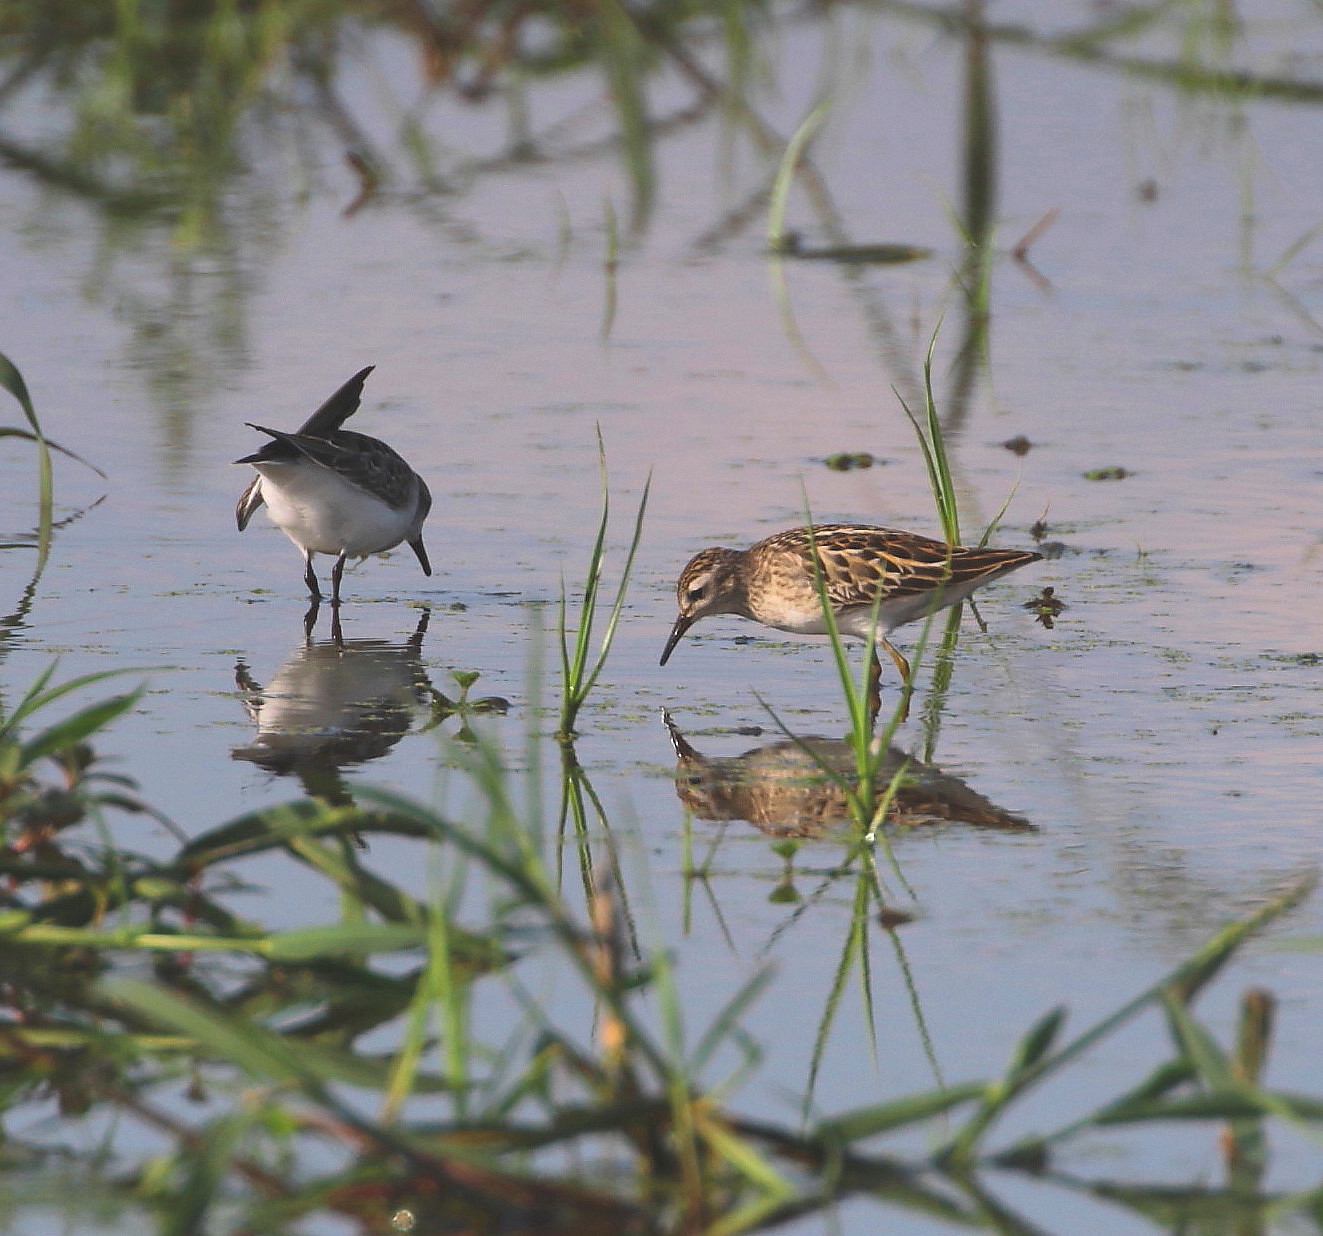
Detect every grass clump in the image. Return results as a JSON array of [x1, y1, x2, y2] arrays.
[[0, 666, 1320, 1232], [556, 430, 649, 740]]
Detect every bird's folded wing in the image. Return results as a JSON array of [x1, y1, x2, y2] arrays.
[[245, 426, 418, 510], [800, 536, 954, 606]]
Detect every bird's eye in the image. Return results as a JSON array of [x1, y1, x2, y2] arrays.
[[685, 583, 706, 604]]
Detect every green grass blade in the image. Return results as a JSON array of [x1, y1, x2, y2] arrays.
[[0, 426, 106, 477], [576, 470, 650, 704], [102, 978, 326, 1088], [592, 0, 653, 231], [1159, 989, 1234, 1088], [687, 965, 774, 1077], [977, 475, 1022, 548], [1015, 1057, 1197, 1156], [696, 1112, 796, 1236], [162, 1106, 268, 1236], [383, 901, 470, 1123], [356, 785, 674, 1081], [19, 690, 143, 766], [897, 322, 959, 546], [261, 922, 429, 961], [803, 900, 866, 1115], [939, 872, 1316, 1164], [1005, 1006, 1069, 1076], [1, 666, 142, 736], [818, 1080, 987, 1142], [0, 352, 53, 572], [1094, 1090, 1323, 1125], [600, 194, 619, 340], [557, 431, 648, 736], [0, 661, 58, 744], [767, 100, 831, 246], [557, 431, 611, 733]]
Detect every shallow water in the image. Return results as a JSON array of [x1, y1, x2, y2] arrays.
[[3, 3, 1323, 1229]]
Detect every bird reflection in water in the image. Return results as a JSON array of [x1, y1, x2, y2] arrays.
[[663, 712, 1033, 839], [232, 609, 508, 810]]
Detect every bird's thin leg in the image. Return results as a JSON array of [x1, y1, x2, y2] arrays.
[[866, 646, 883, 728], [331, 553, 347, 607], [303, 597, 320, 642], [881, 638, 913, 725], [303, 552, 322, 601], [882, 637, 912, 686]]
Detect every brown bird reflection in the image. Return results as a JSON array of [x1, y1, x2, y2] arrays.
[[664, 713, 1034, 838], [232, 609, 437, 804]]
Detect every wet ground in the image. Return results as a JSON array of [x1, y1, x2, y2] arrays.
[[3, 5, 1323, 1230]]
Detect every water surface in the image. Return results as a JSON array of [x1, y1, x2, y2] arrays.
[[2, 4, 1322, 1229]]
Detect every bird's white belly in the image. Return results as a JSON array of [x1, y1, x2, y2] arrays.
[[756, 602, 895, 641], [763, 608, 837, 637], [256, 465, 409, 557]]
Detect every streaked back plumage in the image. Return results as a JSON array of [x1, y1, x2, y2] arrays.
[[661, 522, 1041, 666]]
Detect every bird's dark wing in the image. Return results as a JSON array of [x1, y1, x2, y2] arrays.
[[297, 365, 375, 435], [233, 368, 374, 467], [234, 423, 301, 467], [240, 426, 419, 510]]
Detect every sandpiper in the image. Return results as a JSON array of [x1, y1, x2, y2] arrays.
[[660, 523, 1041, 706], [235, 366, 432, 606]]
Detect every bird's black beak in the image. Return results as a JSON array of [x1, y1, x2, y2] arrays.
[[659, 613, 694, 666], [410, 536, 432, 577]]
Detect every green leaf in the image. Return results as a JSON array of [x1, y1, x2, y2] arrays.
[[101, 978, 324, 1089], [767, 100, 831, 246], [19, 691, 142, 766], [0, 351, 52, 570], [1006, 1006, 1068, 1078], [818, 1081, 986, 1142], [263, 922, 427, 961], [1160, 990, 1234, 1089], [0, 425, 106, 477], [1, 666, 145, 740], [688, 964, 774, 1078], [1094, 1092, 1276, 1124], [0, 352, 39, 430], [938, 873, 1317, 1164]]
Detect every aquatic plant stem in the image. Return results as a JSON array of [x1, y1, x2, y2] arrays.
[[939, 872, 1318, 1166], [0, 353, 53, 573], [556, 429, 650, 739]]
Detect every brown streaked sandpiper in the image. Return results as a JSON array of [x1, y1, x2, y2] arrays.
[[661, 523, 1042, 710]]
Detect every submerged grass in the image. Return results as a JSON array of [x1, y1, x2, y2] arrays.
[[0, 664, 1321, 1232]]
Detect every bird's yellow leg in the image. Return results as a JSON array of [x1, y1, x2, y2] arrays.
[[881, 638, 912, 724], [882, 638, 911, 685]]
